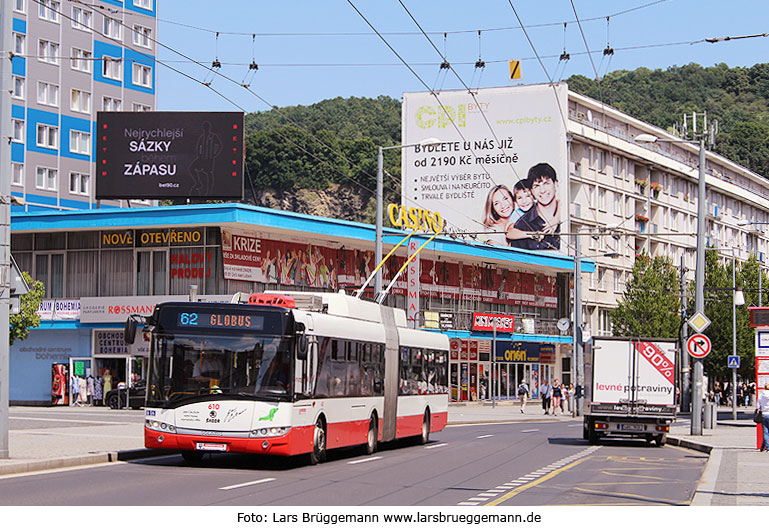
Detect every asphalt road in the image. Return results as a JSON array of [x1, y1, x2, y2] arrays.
[[0, 420, 708, 506]]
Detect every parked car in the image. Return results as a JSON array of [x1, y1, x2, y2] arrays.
[[106, 383, 146, 409]]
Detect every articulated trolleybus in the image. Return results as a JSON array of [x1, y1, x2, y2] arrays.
[[125, 291, 449, 464]]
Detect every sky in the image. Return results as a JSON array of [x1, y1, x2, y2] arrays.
[[155, 1, 769, 113]]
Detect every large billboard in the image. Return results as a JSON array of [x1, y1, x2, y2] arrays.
[[402, 84, 568, 251], [96, 111, 244, 200]]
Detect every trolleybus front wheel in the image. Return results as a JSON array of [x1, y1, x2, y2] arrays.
[[309, 417, 327, 465]]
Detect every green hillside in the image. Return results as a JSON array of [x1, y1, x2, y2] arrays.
[[242, 63, 769, 221]]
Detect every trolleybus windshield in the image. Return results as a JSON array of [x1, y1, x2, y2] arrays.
[[147, 304, 294, 406]]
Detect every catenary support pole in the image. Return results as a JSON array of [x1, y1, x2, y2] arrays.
[[692, 138, 706, 436], [0, 0, 13, 459], [574, 232, 583, 417], [374, 146, 383, 296], [681, 254, 690, 413]]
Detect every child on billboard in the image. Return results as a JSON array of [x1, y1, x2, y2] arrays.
[[506, 163, 561, 250], [480, 180, 535, 246]]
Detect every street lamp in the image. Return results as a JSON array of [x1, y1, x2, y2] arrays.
[[375, 138, 440, 295], [709, 247, 746, 421], [636, 132, 706, 435], [572, 231, 620, 417]]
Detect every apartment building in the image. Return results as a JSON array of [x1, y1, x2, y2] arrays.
[[567, 90, 769, 337], [9, 0, 156, 211]]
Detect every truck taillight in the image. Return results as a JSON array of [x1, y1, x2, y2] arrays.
[[594, 422, 609, 430], [655, 425, 669, 432]]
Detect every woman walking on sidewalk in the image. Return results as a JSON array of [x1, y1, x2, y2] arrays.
[[758, 382, 769, 452], [517, 380, 530, 413], [551, 380, 562, 415]]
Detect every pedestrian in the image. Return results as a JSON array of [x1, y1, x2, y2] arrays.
[[540, 378, 552, 415], [517, 380, 530, 413], [737, 383, 744, 407], [757, 382, 769, 452], [551, 379, 562, 415], [567, 383, 575, 416]]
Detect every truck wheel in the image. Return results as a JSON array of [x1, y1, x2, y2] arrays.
[[655, 434, 666, 447], [645, 435, 654, 445], [582, 422, 589, 440], [588, 427, 600, 445]]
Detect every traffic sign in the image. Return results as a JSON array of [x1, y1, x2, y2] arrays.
[[687, 333, 712, 358], [687, 312, 711, 333], [728, 355, 740, 369]]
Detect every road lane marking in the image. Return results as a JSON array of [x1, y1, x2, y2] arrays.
[[485, 458, 590, 506], [425, 443, 447, 449], [476, 434, 494, 439], [219, 478, 275, 491], [521, 429, 539, 433], [347, 456, 382, 465], [457, 445, 602, 506]]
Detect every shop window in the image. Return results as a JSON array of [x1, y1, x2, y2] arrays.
[[35, 232, 66, 250], [35, 253, 64, 298], [12, 234, 33, 251], [67, 251, 98, 297], [137, 249, 167, 296], [100, 249, 133, 296]]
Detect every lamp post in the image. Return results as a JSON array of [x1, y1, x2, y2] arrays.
[[572, 229, 619, 417], [709, 247, 746, 421], [636, 133, 706, 435], [375, 139, 440, 295]]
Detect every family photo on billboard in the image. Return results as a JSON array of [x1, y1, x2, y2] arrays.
[[402, 84, 568, 255], [481, 162, 560, 250]]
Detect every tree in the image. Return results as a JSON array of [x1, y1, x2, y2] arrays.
[[9, 271, 45, 345], [611, 253, 681, 339], [701, 251, 754, 381]]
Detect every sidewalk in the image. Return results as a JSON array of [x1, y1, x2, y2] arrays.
[[1, 402, 766, 505]]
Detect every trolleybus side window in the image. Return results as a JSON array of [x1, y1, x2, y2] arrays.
[[314, 337, 384, 398]]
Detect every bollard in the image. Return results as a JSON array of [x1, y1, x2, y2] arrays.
[[703, 401, 716, 429]]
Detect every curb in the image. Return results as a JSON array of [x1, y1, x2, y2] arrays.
[[666, 436, 713, 454], [0, 448, 168, 477]]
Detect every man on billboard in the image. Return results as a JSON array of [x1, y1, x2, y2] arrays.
[[506, 163, 561, 250]]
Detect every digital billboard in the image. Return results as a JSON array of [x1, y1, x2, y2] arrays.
[[402, 84, 568, 252], [96, 111, 244, 200]]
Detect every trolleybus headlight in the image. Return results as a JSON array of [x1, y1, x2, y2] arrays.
[[260, 428, 268, 436]]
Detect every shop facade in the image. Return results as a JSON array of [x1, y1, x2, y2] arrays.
[[9, 204, 593, 405]]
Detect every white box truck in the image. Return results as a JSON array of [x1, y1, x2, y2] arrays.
[[583, 337, 677, 446]]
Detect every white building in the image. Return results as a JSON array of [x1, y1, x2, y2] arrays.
[[567, 90, 769, 336]]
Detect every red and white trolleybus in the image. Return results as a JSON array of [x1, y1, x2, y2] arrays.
[[126, 291, 449, 464]]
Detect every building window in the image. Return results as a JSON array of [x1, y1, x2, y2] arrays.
[[38, 39, 60, 65], [69, 172, 89, 195], [132, 25, 152, 48], [134, 0, 153, 9], [72, 6, 92, 31], [12, 76, 24, 100], [132, 103, 151, 112], [14, 0, 25, 14], [35, 166, 57, 190], [36, 124, 58, 149], [13, 33, 25, 54], [12, 119, 24, 143], [614, 270, 622, 293], [71, 48, 92, 73], [70, 89, 91, 114], [598, 188, 606, 211], [103, 16, 122, 40], [70, 130, 91, 156], [132, 63, 152, 88], [598, 309, 612, 336], [102, 56, 122, 80], [597, 150, 605, 172], [613, 193, 622, 217], [102, 96, 122, 111], [37, 81, 59, 107], [38, 0, 60, 22], [612, 155, 621, 178], [12, 163, 23, 186]]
